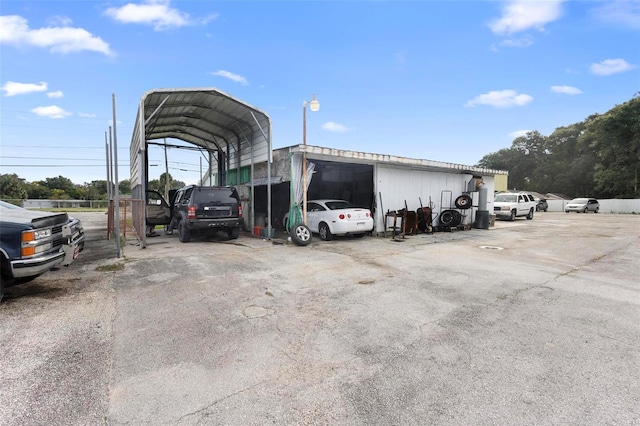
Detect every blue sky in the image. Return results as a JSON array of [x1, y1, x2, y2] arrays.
[[1, 0, 638, 186]]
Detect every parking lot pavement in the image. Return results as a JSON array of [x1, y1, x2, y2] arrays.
[[1, 212, 639, 424]]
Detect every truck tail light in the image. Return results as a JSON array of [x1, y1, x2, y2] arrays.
[[187, 206, 196, 219], [238, 204, 243, 218]]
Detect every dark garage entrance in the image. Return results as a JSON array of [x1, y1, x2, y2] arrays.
[[252, 159, 374, 229]]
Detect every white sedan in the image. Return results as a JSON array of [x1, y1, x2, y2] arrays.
[[284, 199, 374, 241]]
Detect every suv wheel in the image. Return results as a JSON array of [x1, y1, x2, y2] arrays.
[[227, 227, 240, 240], [526, 208, 534, 220], [510, 210, 516, 221], [178, 221, 191, 243]]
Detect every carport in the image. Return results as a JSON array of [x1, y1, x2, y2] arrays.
[[129, 87, 272, 247]]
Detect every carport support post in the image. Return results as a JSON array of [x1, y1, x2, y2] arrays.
[[249, 110, 272, 239]]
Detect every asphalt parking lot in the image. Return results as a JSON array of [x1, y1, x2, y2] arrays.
[[1, 211, 639, 425]]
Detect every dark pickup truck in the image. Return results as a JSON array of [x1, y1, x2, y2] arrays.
[[0, 200, 85, 301]]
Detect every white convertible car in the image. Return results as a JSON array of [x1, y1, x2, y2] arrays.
[[284, 199, 374, 241]]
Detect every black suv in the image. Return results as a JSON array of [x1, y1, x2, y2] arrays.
[[171, 185, 243, 243]]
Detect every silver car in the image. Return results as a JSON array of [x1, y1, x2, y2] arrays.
[[565, 198, 600, 213]]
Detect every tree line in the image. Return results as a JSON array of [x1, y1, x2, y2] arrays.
[[477, 94, 639, 199], [0, 172, 185, 201], [2, 95, 638, 201]]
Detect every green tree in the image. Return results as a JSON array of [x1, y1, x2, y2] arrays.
[[0, 173, 28, 199], [587, 96, 640, 198], [25, 181, 52, 199], [118, 179, 131, 195]]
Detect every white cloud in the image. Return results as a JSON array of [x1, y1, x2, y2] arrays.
[[591, 0, 640, 30], [47, 15, 73, 27], [496, 36, 533, 49], [31, 105, 72, 119], [0, 15, 113, 56], [78, 112, 96, 118], [551, 85, 583, 95], [322, 122, 351, 133], [47, 90, 64, 98], [590, 58, 636, 76], [105, 0, 194, 31], [210, 70, 248, 85], [509, 130, 531, 139], [489, 0, 565, 35], [1, 81, 48, 96], [465, 90, 533, 108]]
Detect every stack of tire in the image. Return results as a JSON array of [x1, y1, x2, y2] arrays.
[[438, 194, 472, 228]]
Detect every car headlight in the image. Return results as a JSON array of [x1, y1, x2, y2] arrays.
[[22, 228, 52, 242]]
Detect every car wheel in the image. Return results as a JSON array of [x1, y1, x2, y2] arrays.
[[510, 210, 516, 221], [227, 227, 240, 240], [594, 207, 599, 213], [526, 208, 534, 220], [178, 221, 191, 243], [319, 222, 334, 241], [582, 207, 587, 213], [290, 224, 311, 246], [454, 194, 472, 209]]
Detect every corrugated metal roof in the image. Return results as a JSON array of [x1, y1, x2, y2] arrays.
[[130, 87, 271, 187], [287, 144, 508, 175]]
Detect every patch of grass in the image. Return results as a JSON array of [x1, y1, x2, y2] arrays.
[[95, 262, 125, 272]]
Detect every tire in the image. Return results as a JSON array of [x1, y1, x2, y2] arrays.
[[178, 220, 191, 243], [582, 208, 587, 213], [227, 227, 240, 240], [440, 210, 457, 227], [526, 208, 534, 220], [454, 194, 472, 209], [594, 207, 599, 213], [290, 224, 311, 246], [510, 210, 516, 221], [319, 222, 334, 241]]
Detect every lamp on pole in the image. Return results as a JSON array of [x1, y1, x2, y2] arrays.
[[302, 94, 320, 224]]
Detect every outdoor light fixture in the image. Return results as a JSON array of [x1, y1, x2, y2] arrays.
[[302, 94, 320, 224]]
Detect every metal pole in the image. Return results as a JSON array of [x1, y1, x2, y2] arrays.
[[163, 138, 169, 200], [105, 131, 111, 201], [112, 94, 121, 259], [302, 102, 307, 224]]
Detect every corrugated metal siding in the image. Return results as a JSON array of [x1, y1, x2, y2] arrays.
[[374, 165, 495, 234]]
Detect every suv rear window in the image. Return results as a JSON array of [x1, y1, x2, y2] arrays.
[[192, 187, 238, 204]]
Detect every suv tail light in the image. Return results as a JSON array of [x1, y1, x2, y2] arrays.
[[238, 204, 243, 218], [187, 205, 196, 219]]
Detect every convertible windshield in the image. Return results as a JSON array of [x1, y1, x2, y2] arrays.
[[494, 194, 517, 202]]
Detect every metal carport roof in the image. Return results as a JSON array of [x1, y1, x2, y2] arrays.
[[128, 87, 273, 246]]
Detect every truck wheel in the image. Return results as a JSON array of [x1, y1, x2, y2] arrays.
[[178, 221, 191, 243], [526, 208, 534, 220], [510, 210, 516, 221], [290, 224, 311, 246]]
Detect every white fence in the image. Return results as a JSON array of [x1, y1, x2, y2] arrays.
[[7, 199, 110, 209], [547, 199, 640, 214]]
